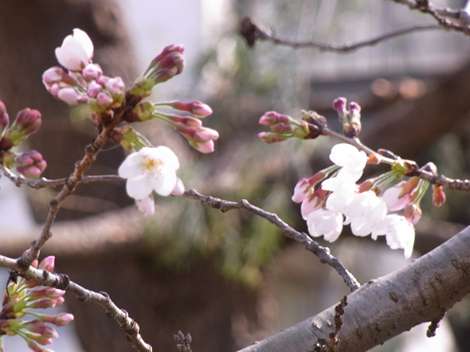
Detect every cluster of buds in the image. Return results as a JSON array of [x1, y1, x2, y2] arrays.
[[332, 97, 362, 137], [129, 45, 184, 97], [129, 99, 218, 154], [257, 111, 323, 143], [42, 29, 125, 111], [0, 257, 73, 352], [0, 101, 47, 178]]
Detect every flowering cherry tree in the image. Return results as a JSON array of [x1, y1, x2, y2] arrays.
[[0, 8, 470, 352]]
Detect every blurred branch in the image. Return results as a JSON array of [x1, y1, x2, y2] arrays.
[[239, 225, 470, 352], [388, 0, 470, 35], [0, 254, 153, 352], [239, 17, 440, 52]]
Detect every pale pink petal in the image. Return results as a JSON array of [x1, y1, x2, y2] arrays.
[[151, 171, 177, 196], [118, 153, 143, 179], [126, 175, 153, 200]]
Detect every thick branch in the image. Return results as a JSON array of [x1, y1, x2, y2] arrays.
[[0, 254, 152, 352], [240, 17, 440, 52], [239, 226, 470, 352]]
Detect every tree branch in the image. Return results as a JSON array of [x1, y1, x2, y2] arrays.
[[0, 254, 153, 352], [240, 17, 440, 52], [388, 0, 470, 36], [238, 225, 470, 352]]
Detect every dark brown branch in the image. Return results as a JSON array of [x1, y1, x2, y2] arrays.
[[389, 0, 470, 35], [183, 189, 361, 292], [238, 225, 470, 352], [240, 17, 440, 52], [0, 254, 152, 352]]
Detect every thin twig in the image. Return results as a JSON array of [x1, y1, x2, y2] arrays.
[[389, 0, 470, 36], [17, 94, 141, 267], [240, 17, 440, 52], [0, 254, 152, 352], [183, 189, 361, 292]]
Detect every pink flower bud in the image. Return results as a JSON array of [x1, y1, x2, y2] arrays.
[[194, 127, 219, 142], [348, 101, 361, 114], [167, 100, 213, 117], [270, 122, 292, 134], [0, 100, 9, 132], [96, 91, 113, 107], [292, 178, 309, 203], [172, 115, 203, 128], [16, 150, 47, 178], [26, 321, 59, 341], [9, 108, 42, 140], [135, 197, 156, 216], [432, 184, 446, 207], [87, 81, 103, 98], [57, 87, 84, 105], [82, 63, 103, 80], [171, 178, 185, 196], [149, 44, 185, 83], [257, 131, 287, 143], [259, 111, 290, 126], [39, 256, 55, 272], [193, 140, 215, 154], [30, 288, 65, 300], [41, 313, 74, 326], [332, 97, 347, 114], [105, 77, 125, 96], [42, 67, 66, 85]]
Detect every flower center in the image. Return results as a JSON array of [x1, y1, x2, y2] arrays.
[[142, 157, 163, 172]]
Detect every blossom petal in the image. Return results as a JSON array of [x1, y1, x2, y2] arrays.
[[72, 28, 94, 58], [126, 175, 153, 200], [118, 153, 143, 179], [151, 171, 177, 196]]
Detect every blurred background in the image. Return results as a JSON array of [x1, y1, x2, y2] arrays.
[[0, 0, 469, 351]]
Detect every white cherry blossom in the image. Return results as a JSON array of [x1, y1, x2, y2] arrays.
[[329, 143, 367, 180], [347, 191, 387, 237], [306, 208, 343, 242], [55, 29, 94, 71], [118, 146, 180, 200], [374, 214, 415, 258]]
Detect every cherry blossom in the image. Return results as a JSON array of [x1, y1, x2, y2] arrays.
[[329, 143, 367, 180], [306, 208, 343, 242], [118, 146, 180, 200], [375, 214, 415, 258], [55, 28, 94, 71]]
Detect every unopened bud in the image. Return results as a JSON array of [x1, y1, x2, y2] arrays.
[[42, 66, 66, 85], [105, 77, 125, 96], [57, 87, 86, 105], [432, 184, 446, 207], [332, 97, 347, 116], [82, 63, 103, 80], [16, 150, 47, 178], [150, 44, 184, 83], [87, 81, 103, 98], [41, 313, 74, 327], [192, 139, 215, 154], [166, 100, 212, 117], [96, 91, 113, 107], [194, 127, 219, 142], [259, 111, 290, 126], [257, 131, 287, 143], [0, 100, 9, 134]]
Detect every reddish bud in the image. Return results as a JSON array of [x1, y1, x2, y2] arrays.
[[96, 91, 113, 107], [82, 63, 103, 80], [258, 111, 290, 126], [167, 100, 212, 117], [257, 131, 287, 143], [192, 140, 215, 154], [41, 313, 74, 327], [332, 97, 347, 114], [150, 44, 185, 83], [16, 150, 47, 178], [0, 100, 9, 133], [432, 184, 446, 207], [42, 66, 66, 85], [14, 108, 42, 136], [105, 77, 125, 96]]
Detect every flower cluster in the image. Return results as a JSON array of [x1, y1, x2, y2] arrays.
[[0, 257, 73, 352], [42, 29, 125, 111], [0, 101, 47, 178], [293, 143, 432, 258]]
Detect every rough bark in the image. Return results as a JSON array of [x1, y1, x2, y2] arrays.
[[239, 226, 470, 352]]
